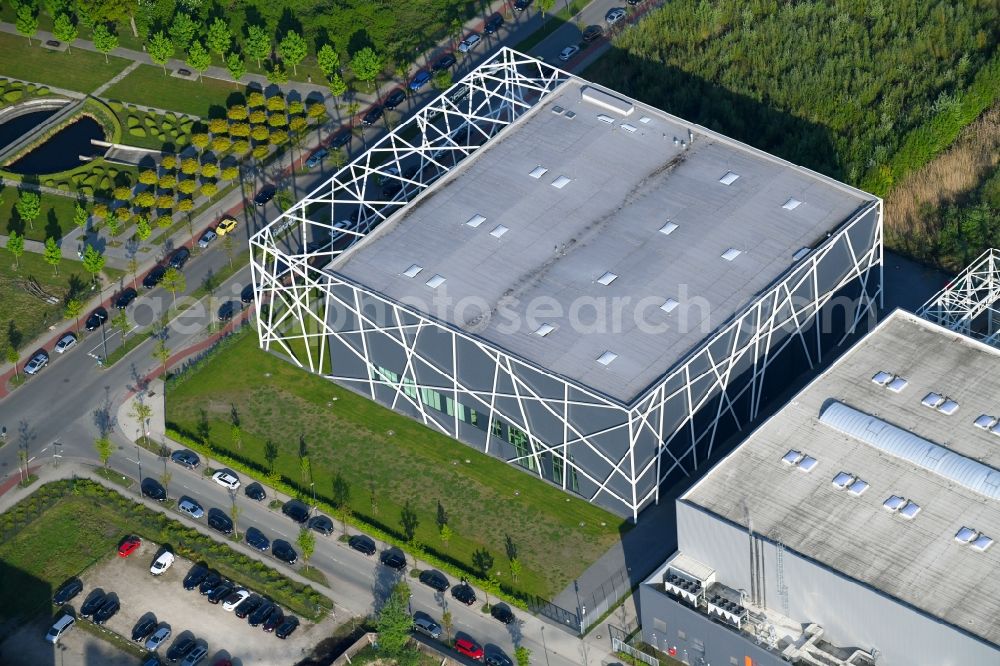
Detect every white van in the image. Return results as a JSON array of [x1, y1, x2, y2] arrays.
[[45, 613, 75, 644]]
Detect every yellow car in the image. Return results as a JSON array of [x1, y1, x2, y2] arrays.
[[215, 215, 238, 236]]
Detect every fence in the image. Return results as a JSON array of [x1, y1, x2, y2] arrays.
[[610, 624, 660, 666], [579, 565, 633, 633]]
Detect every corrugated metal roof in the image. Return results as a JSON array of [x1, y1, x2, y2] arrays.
[[819, 401, 1000, 501]]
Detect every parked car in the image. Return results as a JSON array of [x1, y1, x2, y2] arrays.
[[141, 477, 167, 501], [168, 247, 190, 269], [263, 607, 284, 632], [114, 287, 138, 309], [93, 595, 120, 625], [458, 32, 481, 53], [80, 590, 107, 617], [305, 148, 328, 169], [207, 509, 233, 535], [419, 569, 450, 592], [451, 583, 477, 605], [272, 540, 298, 564], [362, 105, 384, 126], [143, 264, 167, 289], [605, 6, 626, 24], [197, 229, 217, 248], [307, 515, 334, 535], [485, 645, 514, 666], [244, 482, 266, 501], [118, 535, 142, 558], [142, 655, 162, 666], [222, 589, 250, 612], [275, 615, 299, 639], [455, 636, 485, 661], [248, 600, 274, 627], [45, 613, 75, 644], [166, 636, 195, 662], [198, 571, 222, 596], [559, 45, 580, 61], [145, 624, 171, 651], [433, 53, 457, 72], [182, 564, 208, 591], [330, 130, 351, 149], [281, 499, 310, 524], [217, 301, 237, 322], [132, 616, 158, 643], [412, 611, 442, 639], [484, 13, 504, 34], [380, 549, 406, 571], [383, 88, 406, 110], [211, 470, 240, 490], [490, 603, 515, 625], [85, 307, 108, 331], [207, 581, 234, 604], [245, 527, 270, 551], [180, 644, 208, 666], [178, 497, 204, 519], [216, 215, 238, 236], [409, 69, 432, 91], [24, 351, 49, 375], [234, 594, 263, 619], [582, 24, 604, 42], [53, 333, 77, 354], [150, 550, 175, 576], [253, 186, 276, 206], [513, 0, 531, 11], [52, 577, 83, 605], [240, 284, 255, 305], [171, 449, 200, 469], [349, 534, 376, 556]]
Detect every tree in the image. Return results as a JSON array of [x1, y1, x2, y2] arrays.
[[376, 581, 414, 657], [135, 215, 151, 241], [53, 13, 77, 51], [138, 169, 158, 185], [113, 184, 132, 201], [436, 501, 448, 530], [206, 17, 231, 57], [177, 179, 197, 195], [509, 558, 522, 583], [43, 237, 61, 275], [161, 266, 185, 305], [278, 30, 307, 75], [441, 609, 453, 641], [156, 195, 174, 210], [15, 190, 40, 230], [82, 244, 105, 285], [439, 523, 453, 550], [266, 94, 286, 112], [200, 162, 219, 178], [222, 233, 234, 267], [229, 499, 241, 538], [537, 0, 556, 17], [211, 136, 232, 153], [327, 73, 347, 100], [160, 468, 172, 495], [230, 422, 242, 450], [296, 527, 315, 563], [186, 40, 211, 81], [15, 3, 38, 45], [158, 173, 177, 190], [92, 23, 118, 63], [399, 499, 419, 542], [227, 104, 248, 121], [153, 337, 170, 377], [432, 69, 452, 90], [129, 398, 152, 445], [73, 202, 89, 230], [135, 191, 156, 209], [6, 231, 24, 270], [200, 181, 218, 200], [250, 126, 269, 142], [350, 47, 383, 91], [111, 308, 129, 346], [148, 30, 174, 73], [168, 12, 197, 51], [6, 347, 19, 382], [275, 188, 293, 211], [317, 43, 339, 77], [269, 129, 288, 145], [127, 256, 138, 289], [177, 198, 194, 212], [191, 133, 210, 149], [221, 165, 239, 181], [515, 646, 532, 666], [65, 298, 82, 332], [264, 439, 278, 471], [266, 63, 288, 84], [244, 25, 270, 68], [471, 547, 494, 579], [161, 155, 177, 170], [225, 51, 246, 82], [94, 435, 112, 468]]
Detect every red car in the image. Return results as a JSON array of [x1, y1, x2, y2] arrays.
[[455, 637, 484, 661], [117, 535, 141, 558]]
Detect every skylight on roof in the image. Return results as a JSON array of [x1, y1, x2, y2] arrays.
[[971, 534, 994, 552], [792, 247, 811, 261], [552, 175, 572, 189], [597, 114, 614, 124], [887, 377, 909, 392], [782, 198, 803, 210], [490, 225, 509, 238], [831, 472, 854, 489], [639, 116, 651, 124], [872, 371, 893, 386], [797, 456, 818, 473], [403, 264, 423, 278], [781, 450, 804, 466], [659, 221, 678, 236], [938, 398, 959, 415], [719, 171, 740, 185], [883, 495, 905, 512], [974, 414, 997, 430], [425, 274, 446, 289], [847, 478, 869, 496], [620, 123, 638, 133], [921, 392, 945, 408], [597, 272, 618, 286], [465, 214, 486, 228], [955, 527, 978, 544], [899, 501, 921, 520], [660, 298, 679, 314], [534, 323, 555, 337], [721, 248, 742, 261], [529, 166, 548, 179], [597, 351, 618, 366]]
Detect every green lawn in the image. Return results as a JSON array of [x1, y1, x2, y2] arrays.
[[0, 185, 80, 241], [103, 64, 245, 118], [166, 331, 627, 600], [0, 31, 128, 93]]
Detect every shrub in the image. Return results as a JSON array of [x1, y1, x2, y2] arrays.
[[2, 89, 21, 102], [126, 115, 140, 128], [36, 86, 49, 96], [113, 185, 132, 200], [129, 127, 147, 137]]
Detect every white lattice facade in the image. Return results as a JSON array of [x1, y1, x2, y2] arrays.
[[250, 49, 884, 519], [918, 248, 1000, 345]]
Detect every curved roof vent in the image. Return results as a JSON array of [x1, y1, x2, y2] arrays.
[[819, 401, 1000, 501]]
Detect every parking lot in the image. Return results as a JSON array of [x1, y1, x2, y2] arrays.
[[0, 616, 135, 666], [79, 539, 335, 665]]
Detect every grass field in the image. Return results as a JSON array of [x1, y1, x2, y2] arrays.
[[0, 31, 128, 93], [103, 64, 246, 119], [0, 185, 80, 241], [166, 330, 626, 599]]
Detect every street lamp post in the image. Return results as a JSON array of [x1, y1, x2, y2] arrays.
[[99, 318, 109, 363], [310, 481, 316, 512], [135, 443, 142, 484]]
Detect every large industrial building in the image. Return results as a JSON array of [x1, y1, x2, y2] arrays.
[[637, 308, 1000, 666], [250, 48, 883, 519]]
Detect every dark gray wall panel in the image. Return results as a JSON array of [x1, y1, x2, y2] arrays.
[[455, 337, 497, 393]]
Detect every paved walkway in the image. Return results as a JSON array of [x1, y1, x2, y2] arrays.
[[92, 59, 141, 96]]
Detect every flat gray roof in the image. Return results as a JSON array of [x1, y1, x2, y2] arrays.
[[684, 309, 1000, 646], [332, 77, 874, 402]]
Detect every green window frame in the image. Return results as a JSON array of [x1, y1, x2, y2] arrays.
[[491, 418, 504, 438]]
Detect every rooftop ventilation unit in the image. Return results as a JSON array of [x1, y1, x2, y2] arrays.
[[597, 114, 615, 124], [660, 298, 679, 314], [551, 105, 564, 114], [782, 198, 803, 210], [552, 175, 572, 189], [621, 123, 638, 133], [403, 264, 423, 278], [597, 271, 618, 285], [465, 214, 486, 228], [659, 221, 678, 236], [529, 166, 548, 179], [425, 274, 446, 289], [719, 171, 740, 185], [490, 225, 509, 238], [722, 248, 742, 261], [597, 351, 618, 366], [534, 323, 555, 337], [564, 110, 576, 119], [580, 86, 634, 115]]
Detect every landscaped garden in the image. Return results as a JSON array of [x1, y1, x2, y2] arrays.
[[165, 328, 627, 601], [0, 30, 128, 94]]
